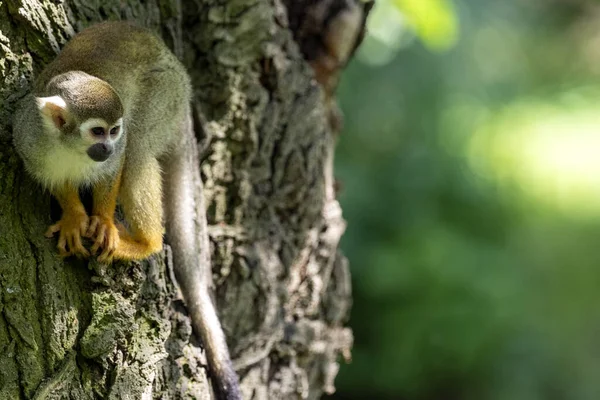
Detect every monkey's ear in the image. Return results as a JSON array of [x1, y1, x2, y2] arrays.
[[36, 96, 72, 130]]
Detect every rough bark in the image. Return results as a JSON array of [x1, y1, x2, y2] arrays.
[[0, 0, 369, 398]]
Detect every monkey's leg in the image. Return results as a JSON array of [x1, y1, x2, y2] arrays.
[[46, 183, 90, 258], [86, 170, 122, 260], [102, 157, 164, 262]]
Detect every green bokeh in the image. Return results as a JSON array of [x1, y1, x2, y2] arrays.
[[331, 0, 600, 399]]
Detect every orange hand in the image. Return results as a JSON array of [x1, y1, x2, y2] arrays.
[[86, 163, 164, 263], [86, 215, 120, 262], [86, 218, 162, 263], [86, 168, 122, 263]]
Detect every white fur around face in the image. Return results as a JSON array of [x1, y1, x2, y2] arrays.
[[38, 144, 104, 188]]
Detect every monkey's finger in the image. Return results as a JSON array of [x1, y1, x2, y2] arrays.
[[98, 231, 115, 261], [58, 249, 71, 258], [101, 233, 118, 261], [72, 234, 90, 258], [98, 251, 113, 264], [97, 248, 107, 263], [86, 217, 99, 237], [57, 235, 68, 257], [80, 218, 90, 237], [45, 223, 62, 238], [91, 224, 107, 255], [98, 248, 110, 262]]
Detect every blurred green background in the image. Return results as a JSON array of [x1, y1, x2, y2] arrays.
[[331, 0, 600, 399]]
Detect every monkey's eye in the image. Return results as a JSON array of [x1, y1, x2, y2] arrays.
[[91, 127, 105, 136], [110, 126, 120, 136]]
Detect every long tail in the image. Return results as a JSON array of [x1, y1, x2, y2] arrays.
[[163, 109, 242, 400]]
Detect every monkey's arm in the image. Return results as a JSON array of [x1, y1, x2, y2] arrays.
[[46, 183, 90, 257], [88, 156, 164, 263]]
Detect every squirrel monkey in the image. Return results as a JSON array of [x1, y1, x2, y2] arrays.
[[13, 22, 241, 400]]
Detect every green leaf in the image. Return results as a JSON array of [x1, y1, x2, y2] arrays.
[[392, 0, 459, 51]]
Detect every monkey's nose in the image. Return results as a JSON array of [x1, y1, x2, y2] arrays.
[[87, 143, 114, 162]]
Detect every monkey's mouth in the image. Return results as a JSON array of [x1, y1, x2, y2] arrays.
[[87, 143, 114, 162]]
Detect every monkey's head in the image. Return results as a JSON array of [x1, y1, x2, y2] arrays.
[[37, 71, 125, 164]]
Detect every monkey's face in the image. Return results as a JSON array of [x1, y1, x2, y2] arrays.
[[36, 95, 124, 165], [38, 72, 125, 164], [33, 77, 125, 186], [79, 117, 124, 162]]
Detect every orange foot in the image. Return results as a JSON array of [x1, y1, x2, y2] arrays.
[[86, 215, 121, 263], [45, 211, 90, 258]]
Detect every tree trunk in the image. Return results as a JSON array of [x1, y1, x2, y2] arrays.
[[0, 0, 369, 398]]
